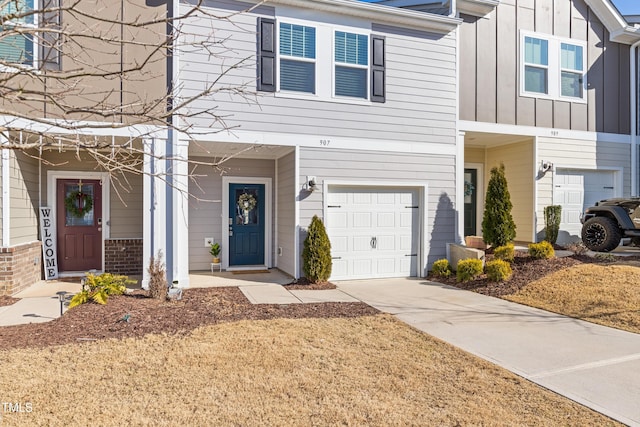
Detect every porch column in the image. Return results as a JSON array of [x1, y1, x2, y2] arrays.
[[1, 132, 9, 247], [142, 136, 168, 289], [455, 131, 465, 245], [171, 133, 190, 288]]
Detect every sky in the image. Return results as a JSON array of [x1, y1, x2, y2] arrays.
[[612, 0, 640, 15]]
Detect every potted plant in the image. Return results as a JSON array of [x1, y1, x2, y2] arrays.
[[210, 242, 221, 263]]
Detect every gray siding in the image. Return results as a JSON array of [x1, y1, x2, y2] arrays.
[[188, 157, 276, 271], [179, 3, 457, 147], [276, 152, 296, 277], [459, 0, 631, 134], [298, 148, 456, 271], [10, 151, 39, 245]]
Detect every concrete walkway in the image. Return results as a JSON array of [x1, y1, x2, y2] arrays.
[[337, 278, 640, 427]]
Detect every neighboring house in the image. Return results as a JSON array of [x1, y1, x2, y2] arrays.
[[384, 0, 640, 245], [172, 0, 462, 284], [0, 0, 167, 295]]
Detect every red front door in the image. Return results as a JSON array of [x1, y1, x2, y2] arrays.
[[56, 179, 102, 272]]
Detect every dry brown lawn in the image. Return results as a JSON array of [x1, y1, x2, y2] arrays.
[[505, 263, 640, 334], [0, 315, 619, 426]]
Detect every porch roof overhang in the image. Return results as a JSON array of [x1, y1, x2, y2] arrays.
[[463, 131, 532, 149], [189, 140, 294, 160], [0, 115, 165, 139]]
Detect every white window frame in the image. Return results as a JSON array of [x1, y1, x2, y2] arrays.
[[0, 0, 39, 70], [520, 31, 587, 103], [273, 17, 372, 105], [277, 21, 317, 95], [332, 29, 370, 101]]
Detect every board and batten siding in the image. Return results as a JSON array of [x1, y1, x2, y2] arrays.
[[9, 151, 40, 245], [178, 3, 457, 147], [536, 137, 631, 234], [276, 152, 296, 277], [41, 152, 143, 239], [187, 156, 276, 271], [485, 140, 535, 242], [459, 0, 630, 134], [298, 148, 456, 271]]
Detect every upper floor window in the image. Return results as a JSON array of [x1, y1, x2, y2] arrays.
[[279, 23, 316, 94], [334, 31, 368, 99], [257, 18, 385, 103], [523, 37, 548, 94], [560, 43, 584, 98], [0, 0, 36, 66], [521, 32, 586, 102]]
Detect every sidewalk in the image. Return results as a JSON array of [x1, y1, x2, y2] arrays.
[[337, 278, 640, 427]]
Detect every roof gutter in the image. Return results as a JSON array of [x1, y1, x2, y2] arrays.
[[264, 0, 461, 33]]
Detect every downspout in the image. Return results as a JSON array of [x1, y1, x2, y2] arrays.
[[449, 0, 457, 17], [1, 132, 9, 247], [631, 40, 640, 196]]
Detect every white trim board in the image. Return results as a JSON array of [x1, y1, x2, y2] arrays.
[[459, 120, 631, 144]]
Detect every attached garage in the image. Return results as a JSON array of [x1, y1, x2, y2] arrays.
[[554, 169, 618, 242], [325, 185, 421, 281]]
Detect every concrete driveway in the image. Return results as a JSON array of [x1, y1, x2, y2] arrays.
[[337, 278, 640, 427]]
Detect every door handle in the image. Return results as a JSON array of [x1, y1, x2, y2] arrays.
[[370, 237, 377, 249]]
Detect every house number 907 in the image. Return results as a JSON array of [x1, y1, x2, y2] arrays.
[[320, 139, 331, 146]]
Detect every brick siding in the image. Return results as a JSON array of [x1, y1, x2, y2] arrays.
[[0, 241, 43, 296], [104, 238, 143, 276]]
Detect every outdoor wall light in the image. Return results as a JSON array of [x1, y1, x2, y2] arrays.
[[304, 176, 317, 192]]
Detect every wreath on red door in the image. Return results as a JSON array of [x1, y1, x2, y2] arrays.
[[64, 191, 93, 218]]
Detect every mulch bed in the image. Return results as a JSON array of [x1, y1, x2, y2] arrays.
[[0, 296, 19, 307], [0, 287, 378, 351], [429, 252, 640, 297], [283, 277, 336, 290], [4, 250, 639, 351]]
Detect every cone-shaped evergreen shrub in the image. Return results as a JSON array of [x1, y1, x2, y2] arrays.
[[302, 215, 332, 283], [482, 163, 516, 247], [544, 205, 562, 244]]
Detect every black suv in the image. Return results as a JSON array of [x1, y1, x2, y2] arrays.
[[581, 198, 640, 251]]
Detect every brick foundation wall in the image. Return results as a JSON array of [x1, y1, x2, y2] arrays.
[[0, 241, 43, 296], [105, 239, 143, 276]]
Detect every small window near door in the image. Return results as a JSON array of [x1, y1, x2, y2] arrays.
[[64, 183, 95, 226], [235, 189, 259, 225]]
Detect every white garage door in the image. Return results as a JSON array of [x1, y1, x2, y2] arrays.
[[554, 169, 616, 240], [326, 186, 419, 280]]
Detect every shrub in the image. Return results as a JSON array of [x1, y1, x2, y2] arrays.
[[594, 252, 616, 262], [544, 205, 562, 244], [456, 259, 483, 283], [485, 259, 513, 282], [68, 273, 133, 309], [528, 241, 555, 259], [493, 243, 515, 263], [431, 259, 452, 278], [302, 215, 332, 283], [567, 241, 588, 255], [482, 163, 516, 247], [148, 252, 168, 300]]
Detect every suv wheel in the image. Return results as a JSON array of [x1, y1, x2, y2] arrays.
[[581, 217, 622, 252]]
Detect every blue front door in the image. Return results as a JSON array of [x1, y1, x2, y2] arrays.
[[229, 183, 265, 266]]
